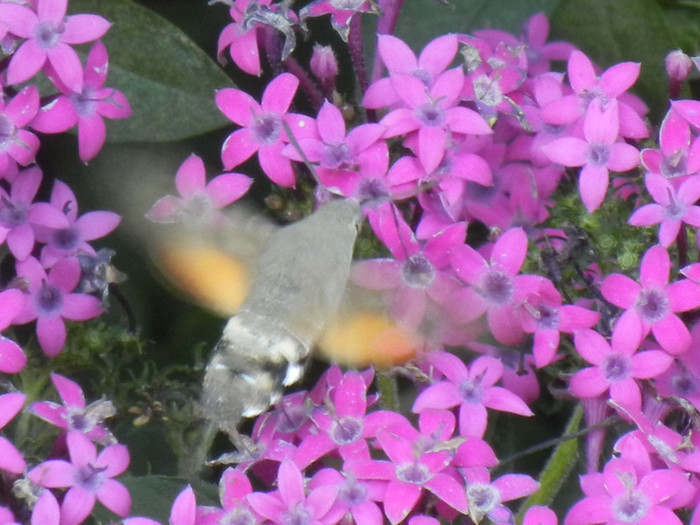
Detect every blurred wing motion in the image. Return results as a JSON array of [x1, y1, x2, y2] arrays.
[[150, 199, 422, 433]]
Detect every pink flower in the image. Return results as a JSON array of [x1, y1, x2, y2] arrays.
[[541, 98, 639, 212], [349, 413, 468, 524], [14, 256, 103, 357], [628, 173, 700, 247], [146, 154, 252, 224], [519, 12, 576, 75], [216, 73, 316, 187], [448, 227, 546, 345], [37, 180, 122, 267], [0, 85, 40, 173], [564, 458, 689, 525], [413, 352, 533, 438], [31, 41, 131, 162], [601, 245, 700, 354], [30, 373, 116, 444], [282, 100, 387, 195], [641, 105, 700, 179], [0, 166, 68, 261], [309, 468, 386, 525], [380, 68, 492, 173], [0, 0, 111, 91], [520, 278, 600, 367], [364, 33, 459, 108], [569, 327, 673, 409], [462, 467, 538, 524], [247, 459, 338, 524], [524, 505, 559, 525], [216, 0, 268, 76], [0, 392, 27, 475], [28, 431, 130, 525]]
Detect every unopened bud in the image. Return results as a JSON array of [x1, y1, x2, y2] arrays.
[[311, 45, 338, 81], [665, 49, 692, 82]]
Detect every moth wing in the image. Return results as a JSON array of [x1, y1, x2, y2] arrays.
[[149, 205, 278, 317], [317, 280, 424, 369]]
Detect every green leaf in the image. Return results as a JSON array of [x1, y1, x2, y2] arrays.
[[69, 0, 234, 142]]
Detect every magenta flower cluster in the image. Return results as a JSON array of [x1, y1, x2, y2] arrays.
[[3, 0, 700, 524], [0, 0, 133, 523]]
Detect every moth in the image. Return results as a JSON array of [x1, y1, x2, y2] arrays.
[[149, 197, 420, 435]]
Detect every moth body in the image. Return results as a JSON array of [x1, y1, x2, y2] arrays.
[[201, 199, 363, 432]]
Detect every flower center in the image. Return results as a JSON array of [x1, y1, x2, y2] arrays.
[[223, 507, 257, 525], [612, 491, 649, 523], [251, 112, 282, 146], [396, 462, 431, 484], [400, 254, 436, 289], [356, 177, 390, 207], [602, 353, 631, 382], [467, 484, 499, 518], [36, 281, 63, 317], [459, 378, 482, 403], [74, 463, 106, 493], [0, 197, 27, 227], [322, 143, 352, 169], [416, 100, 445, 127], [587, 143, 610, 166], [72, 86, 98, 118], [670, 369, 698, 397], [51, 226, 80, 251], [338, 476, 367, 506], [331, 417, 363, 445], [282, 502, 313, 525], [34, 20, 64, 49], [480, 271, 513, 305], [635, 288, 669, 323]]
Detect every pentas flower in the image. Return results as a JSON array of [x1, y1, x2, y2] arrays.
[[0, 392, 27, 475], [0, 166, 68, 261], [0, 85, 40, 173], [30, 373, 116, 444], [349, 412, 468, 524], [216, 72, 316, 187], [413, 352, 533, 438], [124, 485, 196, 525], [448, 227, 547, 345], [294, 370, 405, 469], [601, 245, 700, 355], [299, 0, 378, 41], [629, 173, 700, 247], [146, 154, 252, 224], [564, 458, 690, 525], [30, 41, 131, 162], [380, 67, 493, 173], [540, 50, 647, 140], [309, 467, 386, 525], [0, 288, 27, 374], [29, 490, 61, 525], [14, 256, 103, 357], [652, 321, 700, 411], [541, 98, 639, 212], [364, 33, 459, 106], [196, 469, 260, 525], [36, 180, 122, 267], [247, 459, 338, 524], [282, 100, 387, 195], [216, 0, 268, 76], [569, 327, 673, 409], [671, 99, 700, 135], [640, 106, 700, 179], [519, 12, 576, 75], [520, 278, 601, 368], [27, 430, 130, 525], [462, 466, 538, 524], [0, 0, 111, 92], [351, 205, 464, 330]]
